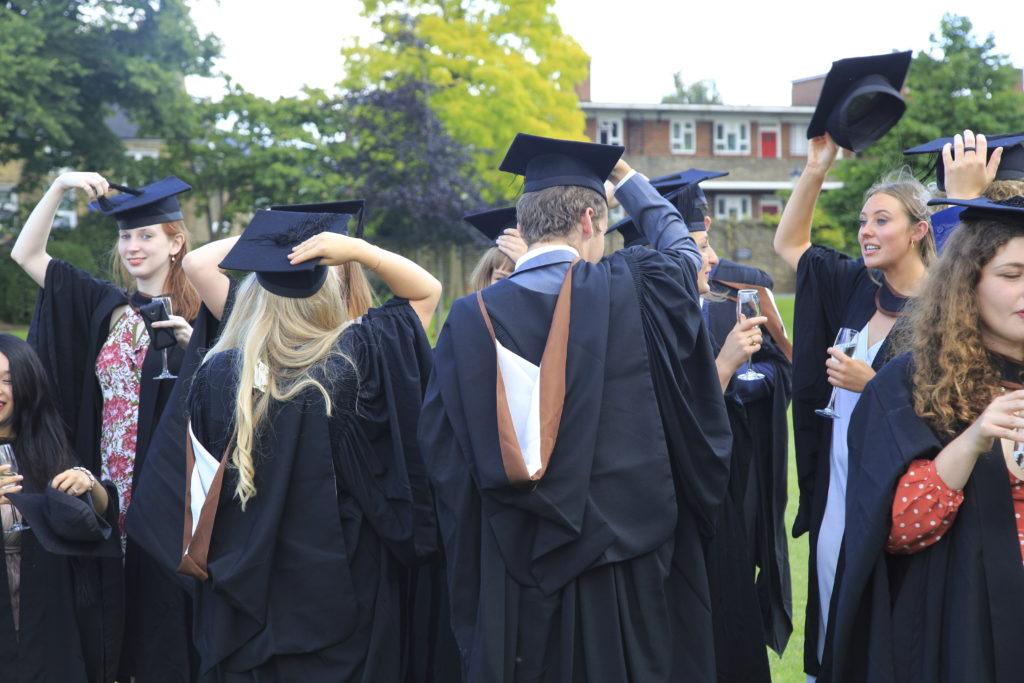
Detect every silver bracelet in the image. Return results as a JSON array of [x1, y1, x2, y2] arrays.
[[72, 466, 97, 489]]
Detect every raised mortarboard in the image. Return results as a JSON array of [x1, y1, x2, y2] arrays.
[[499, 133, 623, 197], [91, 176, 192, 230], [463, 206, 517, 242], [7, 487, 121, 558], [665, 183, 712, 231], [927, 195, 1024, 222], [904, 133, 1024, 192], [650, 168, 728, 195], [807, 51, 912, 153], [219, 206, 357, 298], [270, 199, 366, 238]]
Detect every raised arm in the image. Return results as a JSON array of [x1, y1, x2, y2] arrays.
[[11, 172, 110, 287], [773, 135, 838, 270], [288, 234, 442, 330], [181, 235, 238, 320]]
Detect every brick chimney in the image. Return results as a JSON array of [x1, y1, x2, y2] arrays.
[[791, 73, 826, 106]]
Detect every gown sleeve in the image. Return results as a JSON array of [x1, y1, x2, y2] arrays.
[[626, 246, 733, 536]]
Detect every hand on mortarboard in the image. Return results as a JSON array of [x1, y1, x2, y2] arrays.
[[495, 228, 527, 262], [805, 134, 839, 175], [943, 130, 1003, 200], [54, 171, 110, 201], [289, 231, 366, 267]]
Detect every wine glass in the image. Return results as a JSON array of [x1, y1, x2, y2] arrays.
[[736, 289, 765, 381], [0, 444, 29, 531], [152, 296, 177, 380], [815, 327, 861, 419]]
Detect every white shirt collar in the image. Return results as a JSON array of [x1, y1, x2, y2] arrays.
[[515, 244, 581, 271]]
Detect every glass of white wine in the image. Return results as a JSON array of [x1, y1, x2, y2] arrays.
[[815, 327, 860, 419]]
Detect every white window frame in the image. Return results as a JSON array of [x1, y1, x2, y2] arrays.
[[790, 123, 809, 156], [758, 123, 782, 159], [714, 120, 751, 155], [715, 194, 752, 220], [669, 117, 696, 154], [597, 117, 624, 146], [759, 195, 784, 216]]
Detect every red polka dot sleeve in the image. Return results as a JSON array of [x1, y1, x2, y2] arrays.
[[886, 459, 964, 555]]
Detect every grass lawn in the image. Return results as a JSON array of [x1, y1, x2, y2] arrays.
[[0, 326, 28, 340]]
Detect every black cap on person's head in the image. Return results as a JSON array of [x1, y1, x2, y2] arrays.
[[463, 206, 517, 242], [90, 176, 192, 230], [269, 200, 366, 238], [927, 195, 1024, 224], [499, 133, 623, 198]]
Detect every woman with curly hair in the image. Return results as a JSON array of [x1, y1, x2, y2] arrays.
[[773, 133, 935, 678], [826, 196, 1024, 683]]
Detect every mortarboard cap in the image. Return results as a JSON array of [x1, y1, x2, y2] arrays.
[[807, 51, 912, 153], [219, 207, 356, 298], [650, 168, 728, 195], [463, 206, 517, 242], [499, 133, 623, 198], [91, 176, 192, 230], [904, 133, 1024, 192], [7, 488, 121, 558], [606, 216, 649, 248], [927, 195, 1024, 223], [269, 200, 366, 238]]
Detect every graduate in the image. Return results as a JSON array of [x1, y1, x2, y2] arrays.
[[828, 196, 1024, 682], [419, 134, 732, 682], [770, 49, 935, 679], [614, 175, 794, 681], [11, 172, 206, 680], [176, 204, 442, 680], [0, 333, 122, 682], [464, 206, 527, 290]]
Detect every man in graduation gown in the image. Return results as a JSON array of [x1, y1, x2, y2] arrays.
[[419, 134, 733, 683]]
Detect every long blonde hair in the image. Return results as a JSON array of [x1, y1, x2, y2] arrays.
[[205, 271, 354, 509]]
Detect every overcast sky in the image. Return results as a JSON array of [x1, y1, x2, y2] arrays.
[[185, 1, 1024, 106]]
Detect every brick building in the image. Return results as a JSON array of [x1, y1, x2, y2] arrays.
[[580, 71, 843, 223]]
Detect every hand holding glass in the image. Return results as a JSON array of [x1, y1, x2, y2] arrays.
[[815, 328, 860, 419], [0, 444, 29, 531], [152, 297, 177, 380], [735, 289, 765, 381]]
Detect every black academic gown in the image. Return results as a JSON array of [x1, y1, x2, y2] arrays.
[[419, 240, 732, 682], [790, 246, 907, 675], [185, 299, 438, 682], [27, 258, 201, 681], [0, 478, 120, 683], [826, 353, 1024, 683], [703, 262, 793, 682]]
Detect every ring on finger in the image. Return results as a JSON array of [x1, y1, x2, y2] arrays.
[[964, 146, 976, 153]]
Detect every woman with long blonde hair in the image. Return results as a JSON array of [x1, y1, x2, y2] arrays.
[[179, 206, 443, 680], [828, 196, 1024, 682], [11, 172, 205, 680], [773, 133, 935, 678]]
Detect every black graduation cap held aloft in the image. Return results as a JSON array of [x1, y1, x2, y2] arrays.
[[904, 133, 1024, 192], [649, 168, 728, 195], [499, 133, 624, 198], [927, 195, 1024, 223], [90, 176, 192, 230], [807, 51, 912, 153], [463, 206, 517, 242], [219, 205, 358, 299]]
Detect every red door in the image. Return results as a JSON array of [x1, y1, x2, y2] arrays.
[[761, 131, 777, 158]]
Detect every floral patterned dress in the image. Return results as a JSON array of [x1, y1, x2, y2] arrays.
[[95, 307, 149, 547]]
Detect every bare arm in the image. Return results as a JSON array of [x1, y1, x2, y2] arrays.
[[773, 135, 838, 270], [181, 236, 239, 320], [12, 172, 110, 287], [288, 234, 443, 330]]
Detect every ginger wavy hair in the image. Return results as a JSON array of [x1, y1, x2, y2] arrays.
[[111, 220, 201, 321], [203, 271, 356, 509], [901, 215, 1024, 436]]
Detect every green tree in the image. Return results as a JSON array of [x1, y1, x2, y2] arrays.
[[0, 1, 219, 192], [819, 14, 1024, 247], [661, 73, 722, 105], [342, 1, 589, 201]]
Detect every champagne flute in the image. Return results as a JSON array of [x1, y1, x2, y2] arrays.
[[152, 296, 178, 380], [815, 327, 860, 419], [0, 444, 29, 531], [736, 289, 765, 381]]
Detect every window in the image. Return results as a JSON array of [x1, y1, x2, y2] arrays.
[[714, 121, 750, 154], [670, 118, 695, 154], [790, 124, 809, 155], [715, 195, 752, 220], [760, 196, 783, 216], [597, 117, 624, 146]]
